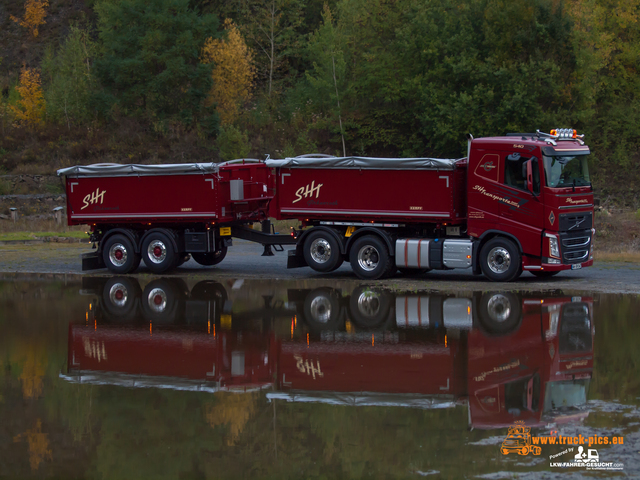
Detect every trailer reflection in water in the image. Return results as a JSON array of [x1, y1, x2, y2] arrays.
[[64, 277, 594, 429]]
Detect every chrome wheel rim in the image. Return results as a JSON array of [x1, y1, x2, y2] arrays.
[[109, 283, 128, 307], [486, 294, 512, 322], [310, 296, 332, 323], [147, 288, 167, 313], [147, 240, 167, 264], [357, 245, 379, 272], [487, 247, 511, 274], [357, 290, 380, 317], [310, 238, 332, 264], [109, 243, 128, 267]]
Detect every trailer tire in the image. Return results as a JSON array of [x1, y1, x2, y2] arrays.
[[349, 235, 394, 280], [477, 292, 522, 334], [192, 247, 228, 266], [303, 230, 342, 273], [141, 231, 177, 274], [479, 237, 521, 282], [102, 234, 140, 274]]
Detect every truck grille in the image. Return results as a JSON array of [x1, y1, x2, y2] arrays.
[[564, 250, 589, 262], [562, 236, 590, 247]]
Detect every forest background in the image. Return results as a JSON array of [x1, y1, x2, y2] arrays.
[[0, 0, 639, 207]]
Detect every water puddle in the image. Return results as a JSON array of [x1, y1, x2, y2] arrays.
[[0, 275, 638, 477]]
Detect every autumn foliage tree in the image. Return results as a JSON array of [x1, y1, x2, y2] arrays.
[[10, 0, 49, 37], [202, 19, 256, 124], [11, 67, 46, 128]]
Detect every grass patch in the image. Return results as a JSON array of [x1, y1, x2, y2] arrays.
[[0, 231, 88, 241], [594, 251, 640, 263]]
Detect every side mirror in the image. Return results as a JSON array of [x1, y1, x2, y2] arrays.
[[526, 160, 534, 195]]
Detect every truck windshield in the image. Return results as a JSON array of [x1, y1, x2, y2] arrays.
[[543, 155, 590, 188]]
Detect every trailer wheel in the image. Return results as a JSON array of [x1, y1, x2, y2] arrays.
[[192, 246, 228, 266], [479, 237, 521, 282], [348, 286, 392, 328], [477, 292, 522, 334], [303, 230, 343, 272], [349, 235, 394, 280], [102, 234, 140, 274], [141, 231, 177, 273]]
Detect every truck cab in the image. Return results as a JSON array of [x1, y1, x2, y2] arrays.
[[467, 129, 594, 278]]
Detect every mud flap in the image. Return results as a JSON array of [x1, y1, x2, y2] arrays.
[[82, 251, 105, 271], [287, 249, 308, 269]]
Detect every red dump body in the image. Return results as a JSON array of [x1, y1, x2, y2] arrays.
[[266, 156, 467, 224], [60, 161, 272, 226]]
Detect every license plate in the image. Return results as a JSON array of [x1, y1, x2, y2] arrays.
[[571, 264, 582, 270]]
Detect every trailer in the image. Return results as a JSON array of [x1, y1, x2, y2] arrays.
[[268, 130, 595, 281], [58, 160, 294, 274]]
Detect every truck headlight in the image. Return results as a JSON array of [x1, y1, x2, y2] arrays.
[[545, 233, 560, 258]]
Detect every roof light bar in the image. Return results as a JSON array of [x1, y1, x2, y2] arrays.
[[549, 128, 584, 140]]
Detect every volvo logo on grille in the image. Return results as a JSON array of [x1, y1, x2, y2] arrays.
[[568, 218, 586, 230]]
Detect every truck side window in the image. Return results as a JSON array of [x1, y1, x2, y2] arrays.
[[504, 153, 528, 191]]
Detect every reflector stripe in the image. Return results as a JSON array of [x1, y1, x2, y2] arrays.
[[404, 240, 409, 268]]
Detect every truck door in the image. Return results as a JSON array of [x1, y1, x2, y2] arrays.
[[499, 152, 544, 255]]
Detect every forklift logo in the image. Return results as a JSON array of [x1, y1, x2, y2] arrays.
[[501, 422, 542, 456], [293, 181, 324, 204], [81, 188, 106, 210]]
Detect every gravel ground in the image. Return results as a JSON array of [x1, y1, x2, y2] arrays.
[[0, 240, 638, 294]]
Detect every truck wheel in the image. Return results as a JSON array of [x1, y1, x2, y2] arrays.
[[303, 230, 342, 272], [141, 231, 176, 274], [192, 246, 228, 266], [479, 237, 521, 282], [348, 286, 392, 328], [303, 287, 342, 332], [349, 235, 394, 280], [102, 234, 140, 274], [477, 292, 522, 335], [102, 277, 141, 322]]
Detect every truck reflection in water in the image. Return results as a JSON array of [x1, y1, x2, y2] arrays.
[[63, 277, 594, 429]]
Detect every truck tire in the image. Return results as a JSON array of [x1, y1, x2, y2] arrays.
[[192, 246, 228, 266], [479, 237, 521, 282], [477, 292, 522, 335], [348, 286, 392, 328], [303, 230, 343, 272], [141, 231, 177, 274], [102, 234, 140, 274], [349, 235, 394, 280]]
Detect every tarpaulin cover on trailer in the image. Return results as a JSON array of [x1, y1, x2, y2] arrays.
[[57, 163, 219, 177], [265, 156, 460, 170]]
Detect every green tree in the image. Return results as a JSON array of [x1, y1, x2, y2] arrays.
[[94, 0, 220, 132], [42, 25, 96, 128]]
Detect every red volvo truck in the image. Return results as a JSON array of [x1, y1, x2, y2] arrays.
[[59, 129, 594, 282], [267, 129, 594, 281]]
